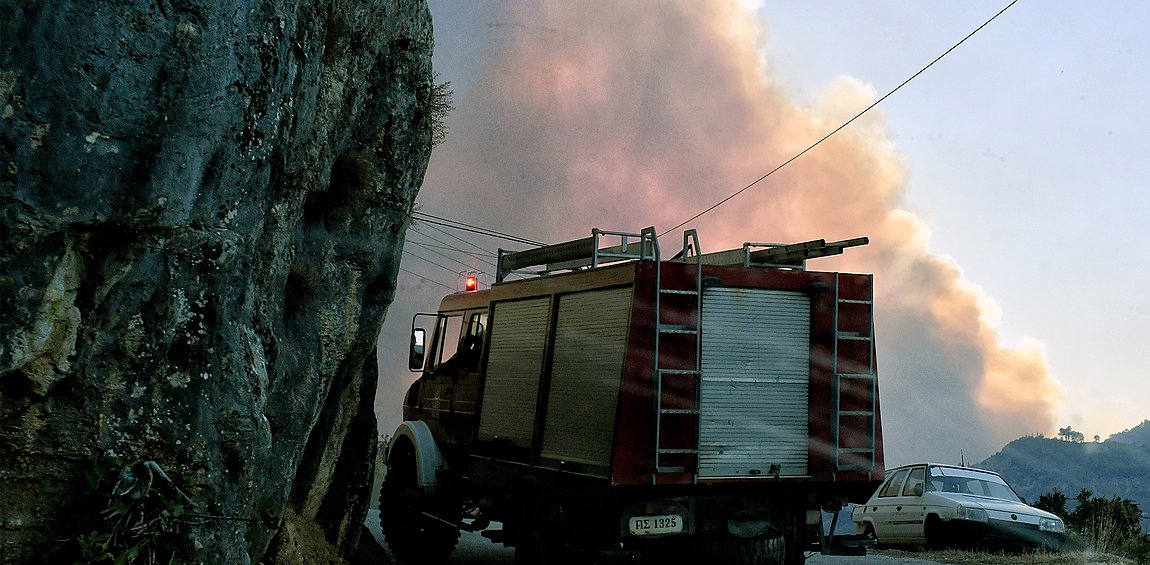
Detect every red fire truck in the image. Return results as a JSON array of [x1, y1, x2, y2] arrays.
[[381, 227, 883, 564]]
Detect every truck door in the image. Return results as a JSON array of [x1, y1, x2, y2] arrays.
[[448, 312, 487, 434], [419, 310, 487, 445], [419, 313, 464, 419]]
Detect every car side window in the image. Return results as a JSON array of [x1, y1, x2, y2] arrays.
[[902, 466, 926, 497], [879, 469, 910, 497]]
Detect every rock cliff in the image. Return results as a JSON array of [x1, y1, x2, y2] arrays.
[[0, 0, 433, 562]]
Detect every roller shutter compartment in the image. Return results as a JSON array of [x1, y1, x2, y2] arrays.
[[699, 288, 810, 478], [540, 287, 632, 473], [477, 297, 551, 447]]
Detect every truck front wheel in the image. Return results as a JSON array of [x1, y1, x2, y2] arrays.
[[379, 446, 460, 564]]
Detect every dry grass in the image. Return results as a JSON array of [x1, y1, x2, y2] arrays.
[[874, 548, 1136, 564]]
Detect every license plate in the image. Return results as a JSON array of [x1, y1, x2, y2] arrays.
[[628, 514, 683, 536]]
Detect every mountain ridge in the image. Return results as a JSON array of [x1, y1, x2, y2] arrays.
[[976, 419, 1150, 532], [1108, 419, 1150, 448]]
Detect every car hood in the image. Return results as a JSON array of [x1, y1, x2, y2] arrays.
[[926, 492, 1060, 520]]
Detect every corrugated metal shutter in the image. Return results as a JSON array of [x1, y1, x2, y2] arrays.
[[477, 297, 551, 446], [541, 287, 632, 470], [699, 288, 810, 477]]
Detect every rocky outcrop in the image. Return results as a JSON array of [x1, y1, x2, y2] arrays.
[[0, 1, 433, 562]]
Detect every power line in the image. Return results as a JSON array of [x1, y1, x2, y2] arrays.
[[406, 3, 1018, 250], [406, 239, 493, 272], [413, 211, 545, 247], [402, 249, 467, 278], [407, 238, 495, 260], [406, 239, 471, 254], [412, 220, 496, 257], [399, 266, 455, 291], [665, 0, 1019, 234], [409, 224, 499, 263]]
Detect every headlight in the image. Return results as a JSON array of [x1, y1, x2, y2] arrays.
[[1039, 517, 1065, 533], [955, 504, 988, 523]]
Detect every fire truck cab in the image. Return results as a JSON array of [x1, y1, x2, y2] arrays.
[[381, 227, 884, 564]]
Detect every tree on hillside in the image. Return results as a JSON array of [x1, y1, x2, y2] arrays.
[[1059, 425, 1085, 442]]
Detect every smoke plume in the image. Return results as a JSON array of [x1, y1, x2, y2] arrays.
[[382, 0, 1063, 465]]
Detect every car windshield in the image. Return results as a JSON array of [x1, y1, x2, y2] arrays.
[[927, 466, 1021, 502]]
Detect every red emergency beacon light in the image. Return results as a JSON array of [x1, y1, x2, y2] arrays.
[[464, 274, 478, 292]]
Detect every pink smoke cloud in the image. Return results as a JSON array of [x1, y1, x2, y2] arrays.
[[384, 0, 1063, 465]]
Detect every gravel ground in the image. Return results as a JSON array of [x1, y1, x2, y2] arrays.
[[806, 552, 944, 565], [364, 511, 1134, 564], [367, 509, 514, 564], [364, 510, 948, 565]]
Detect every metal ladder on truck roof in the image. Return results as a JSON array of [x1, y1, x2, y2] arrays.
[[653, 230, 704, 479], [831, 272, 877, 478], [495, 227, 658, 281]]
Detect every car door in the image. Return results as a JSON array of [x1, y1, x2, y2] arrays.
[[868, 468, 910, 542], [890, 465, 929, 542]]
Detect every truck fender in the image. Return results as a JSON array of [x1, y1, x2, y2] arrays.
[[388, 420, 448, 489]]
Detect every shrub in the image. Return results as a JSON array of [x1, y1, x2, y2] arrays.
[[1037, 487, 1147, 562]]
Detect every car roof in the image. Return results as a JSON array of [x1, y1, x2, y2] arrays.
[[885, 463, 1005, 479]]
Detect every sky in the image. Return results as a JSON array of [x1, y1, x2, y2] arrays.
[[375, 0, 1150, 467]]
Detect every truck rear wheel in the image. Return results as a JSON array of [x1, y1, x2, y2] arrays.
[[514, 528, 574, 565], [378, 447, 460, 564], [509, 478, 574, 565], [780, 502, 807, 565], [698, 533, 786, 565]]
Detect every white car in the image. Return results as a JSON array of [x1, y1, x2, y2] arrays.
[[851, 463, 1066, 552]]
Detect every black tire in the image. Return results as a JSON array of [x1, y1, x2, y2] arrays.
[[698, 534, 786, 565], [514, 528, 575, 565], [862, 522, 879, 547], [378, 446, 460, 564], [509, 482, 574, 565], [923, 515, 950, 550], [642, 537, 693, 562], [780, 503, 806, 565]]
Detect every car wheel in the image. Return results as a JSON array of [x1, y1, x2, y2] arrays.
[[379, 445, 460, 564], [862, 523, 879, 548], [924, 515, 951, 550]]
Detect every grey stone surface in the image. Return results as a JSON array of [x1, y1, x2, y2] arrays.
[[0, 0, 433, 562]]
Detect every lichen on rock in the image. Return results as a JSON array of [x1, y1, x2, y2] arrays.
[[6, 241, 82, 396]]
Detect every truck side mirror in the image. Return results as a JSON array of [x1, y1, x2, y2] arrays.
[[409, 328, 426, 371]]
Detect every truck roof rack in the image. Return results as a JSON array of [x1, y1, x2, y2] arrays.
[[497, 228, 658, 282], [692, 237, 869, 268], [496, 228, 868, 282]]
